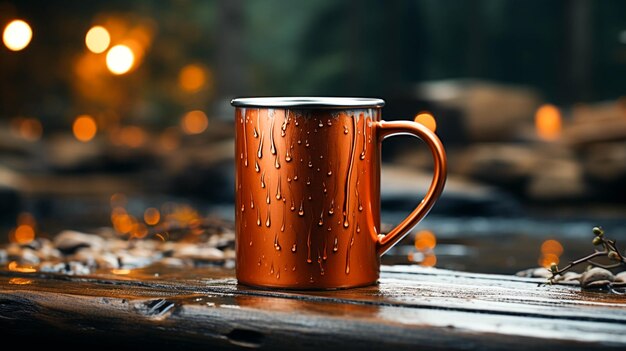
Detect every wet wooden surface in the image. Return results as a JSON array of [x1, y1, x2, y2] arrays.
[[0, 265, 625, 350]]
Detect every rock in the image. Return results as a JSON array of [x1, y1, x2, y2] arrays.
[[207, 232, 235, 249], [614, 271, 626, 284], [558, 272, 581, 282], [39, 261, 92, 275], [37, 245, 63, 261], [173, 245, 224, 261], [581, 268, 615, 288], [70, 248, 98, 266], [116, 252, 154, 269], [39, 262, 67, 274], [160, 257, 192, 268], [54, 230, 104, 255], [516, 267, 553, 279], [103, 238, 129, 252], [223, 248, 236, 260], [5, 244, 22, 259], [19, 248, 40, 265], [95, 252, 120, 269]]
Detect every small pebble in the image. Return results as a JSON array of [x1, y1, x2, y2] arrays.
[[558, 271, 581, 282], [173, 245, 224, 261], [54, 230, 104, 254], [96, 252, 120, 269], [160, 257, 191, 268], [581, 267, 615, 288], [117, 252, 154, 269], [614, 271, 626, 284], [39, 261, 92, 275], [19, 248, 41, 265], [515, 267, 552, 278]]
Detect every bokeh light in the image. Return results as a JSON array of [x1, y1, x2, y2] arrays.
[[110, 193, 127, 208], [2, 20, 32, 51], [421, 253, 437, 267], [85, 26, 111, 54], [144, 207, 160, 226], [535, 104, 562, 141], [12, 117, 43, 141], [181, 110, 208, 135], [414, 230, 437, 251], [159, 127, 180, 151], [106, 44, 135, 75], [7, 261, 36, 273], [119, 125, 146, 148], [538, 239, 564, 268], [541, 239, 564, 256], [179, 64, 206, 92], [72, 115, 97, 142], [14, 224, 35, 244], [414, 112, 437, 133]]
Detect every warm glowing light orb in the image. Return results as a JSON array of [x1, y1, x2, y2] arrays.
[[14, 224, 35, 244], [535, 104, 562, 141], [18, 118, 42, 141], [3, 20, 32, 51], [179, 64, 206, 92], [73, 115, 97, 142], [181, 110, 209, 135], [85, 26, 111, 53], [106, 45, 135, 75], [144, 207, 161, 226], [414, 112, 437, 133], [414, 230, 437, 251]]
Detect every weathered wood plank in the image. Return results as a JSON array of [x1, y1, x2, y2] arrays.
[[1, 265, 625, 350]]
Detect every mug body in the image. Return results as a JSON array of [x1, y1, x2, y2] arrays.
[[234, 98, 384, 289]]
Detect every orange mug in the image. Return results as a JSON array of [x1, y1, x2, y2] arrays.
[[232, 97, 446, 289]]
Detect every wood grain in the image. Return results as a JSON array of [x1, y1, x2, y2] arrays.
[[1, 265, 625, 350]]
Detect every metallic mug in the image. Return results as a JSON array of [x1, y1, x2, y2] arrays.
[[232, 97, 446, 289]]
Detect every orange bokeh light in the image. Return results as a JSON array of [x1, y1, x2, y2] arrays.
[[539, 253, 560, 268], [539, 239, 563, 268], [535, 104, 561, 141], [8, 261, 36, 273], [73, 115, 97, 142], [112, 210, 135, 234], [110, 193, 127, 208], [414, 112, 437, 133], [179, 64, 206, 93], [119, 126, 146, 148], [85, 26, 110, 54], [159, 127, 180, 151], [181, 110, 208, 135], [11, 117, 43, 141], [144, 207, 160, 226], [421, 254, 437, 267], [541, 239, 564, 256], [414, 230, 437, 251], [14, 224, 35, 244], [131, 222, 148, 238]]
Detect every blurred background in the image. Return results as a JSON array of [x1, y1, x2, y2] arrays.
[[1, 0, 625, 274]]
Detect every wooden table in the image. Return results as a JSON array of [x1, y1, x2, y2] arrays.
[[1, 265, 625, 350]]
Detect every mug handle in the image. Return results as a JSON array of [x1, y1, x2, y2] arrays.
[[375, 120, 447, 256]]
